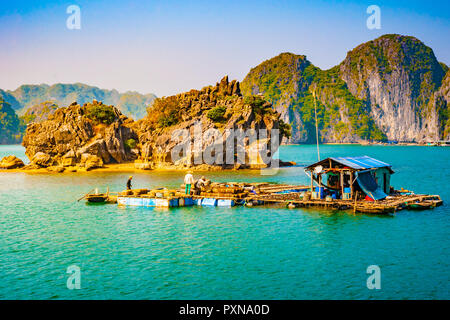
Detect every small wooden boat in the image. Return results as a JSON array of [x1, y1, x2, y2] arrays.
[[78, 187, 112, 204], [86, 193, 108, 203], [407, 200, 435, 210], [430, 199, 444, 207]]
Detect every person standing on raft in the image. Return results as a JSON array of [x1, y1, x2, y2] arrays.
[[184, 171, 194, 195], [126, 176, 133, 190]]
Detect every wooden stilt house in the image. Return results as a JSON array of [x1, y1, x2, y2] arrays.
[[304, 156, 394, 200]]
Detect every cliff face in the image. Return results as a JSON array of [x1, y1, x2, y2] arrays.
[[240, 53, 311, 143], [241, 34, 449, 143], [436, 70, 450, 140], [340, 34, 446, 142], [20, 77, 288, 170], [241, 53, 385, 143]]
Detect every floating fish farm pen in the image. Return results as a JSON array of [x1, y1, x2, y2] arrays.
[[83, 155, 443, 214]]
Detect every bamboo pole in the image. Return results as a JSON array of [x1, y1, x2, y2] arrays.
[[313, 90, 320, 161], [77, 189, 95, 202], [350, 171, 354, 200]]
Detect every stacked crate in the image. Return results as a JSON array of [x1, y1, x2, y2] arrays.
[[200, 185, 248, 200]]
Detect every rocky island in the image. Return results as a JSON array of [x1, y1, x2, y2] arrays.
[[1, 77, 291, 173]]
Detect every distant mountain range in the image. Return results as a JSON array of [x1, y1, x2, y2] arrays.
[[0, 83, 156, 120]]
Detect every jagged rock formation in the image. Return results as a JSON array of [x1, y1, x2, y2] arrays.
[[135, 76, 289, 169], [241, 34, 449, 143], [22, 100, 138, 169], [11, 34, 449, 151]]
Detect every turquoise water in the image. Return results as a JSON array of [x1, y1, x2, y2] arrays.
[[0, 144, 449, 299]]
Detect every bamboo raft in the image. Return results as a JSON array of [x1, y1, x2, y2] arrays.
[[80, 182, 443, 214]]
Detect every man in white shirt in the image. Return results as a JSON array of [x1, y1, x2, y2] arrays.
[[184, 171, 194, 195]]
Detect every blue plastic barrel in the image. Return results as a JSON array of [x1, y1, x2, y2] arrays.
[[217, 199, 235, 207], [201, 198, 217, 206]]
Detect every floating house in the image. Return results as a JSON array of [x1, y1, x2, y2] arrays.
[[304, 156, 394, 201]]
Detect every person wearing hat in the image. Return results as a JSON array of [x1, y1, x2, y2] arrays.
[[127, 176, 133, 190], [184, 171, 194, 195]]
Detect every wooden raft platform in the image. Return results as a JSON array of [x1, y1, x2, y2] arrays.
[[81, 182, 443, 214], [244, 191, 443, 214], [187, 182, 443, 214]]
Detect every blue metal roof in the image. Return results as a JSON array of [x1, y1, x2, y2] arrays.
[[306, 155, 393, 172], [329, 156, 391, 170]]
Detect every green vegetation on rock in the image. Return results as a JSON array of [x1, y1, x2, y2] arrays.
[[124, 138, 137, 150], [149, 96, 182, 128], [84, 102, 117, 125], [207, 105, 227, 123], [0, 99, 25, 144], [139, 76, 288, 148]]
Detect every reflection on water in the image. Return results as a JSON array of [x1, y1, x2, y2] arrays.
[[0, 144, 449, 299]]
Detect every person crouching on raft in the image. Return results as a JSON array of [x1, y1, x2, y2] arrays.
[[196, 176, 207, 189], [127, 176, 133, 190], [184, 171, 194, 195]]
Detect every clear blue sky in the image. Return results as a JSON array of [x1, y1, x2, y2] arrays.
[[1, 0, 449, 96]]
